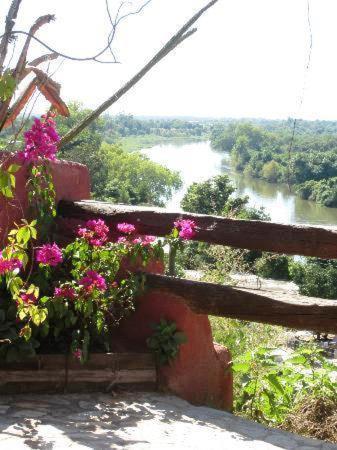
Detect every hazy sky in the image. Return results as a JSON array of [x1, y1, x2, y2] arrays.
[[1, 0, 337, 119]]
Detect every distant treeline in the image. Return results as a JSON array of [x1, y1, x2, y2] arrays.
[[102, 113, 211, 141], [211, 121, 337, 208]]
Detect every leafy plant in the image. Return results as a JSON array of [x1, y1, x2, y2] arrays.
[[147, 319, 187, 366], [232, 345, 337, 425]]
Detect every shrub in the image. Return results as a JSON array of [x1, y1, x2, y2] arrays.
[[0, 114, 193, 363], [255, 253, 291, 280], [290, 258, 337, 299]]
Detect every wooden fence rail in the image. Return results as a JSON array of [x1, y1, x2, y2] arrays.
[[58, 200, 337, 332], [58, 200, 337, 259], [145, 274, 337, 333]]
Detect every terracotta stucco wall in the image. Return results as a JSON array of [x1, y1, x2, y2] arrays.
[[2, 156, 233, 410]]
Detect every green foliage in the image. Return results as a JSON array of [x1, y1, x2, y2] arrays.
[[255, 253, 291, 280], [180, 174, 269, 278], [296, 177, 337, 207], [210, 317, 288, 361], [0, 164, 20, 198], [103, 114, 209, 142], [181, 174, 236, 215], [290, 258, 337, 299], [147, 319, 187, 366], [233, 345, 337, 425], [57, 104, 182, 206], [0, 297, 39, 363], [211, 120, 337, 207], [0, 72, 16, 102], [27, 163, 56, 237], [95, 143, 182, 206]]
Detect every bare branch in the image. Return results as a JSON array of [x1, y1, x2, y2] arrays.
[[59, 0, 218, 148], [0, 0, 23, 73], [0, 1, 152, 65], [28, 52, 59, 67], [15, 15, 55, 79]]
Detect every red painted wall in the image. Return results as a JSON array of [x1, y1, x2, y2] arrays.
[[1, 155, 233, 410], [113, 260, 233, 411], [0, 153, 90, 245]]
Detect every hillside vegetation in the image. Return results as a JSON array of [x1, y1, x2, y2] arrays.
[[211, 121, 337, 207]]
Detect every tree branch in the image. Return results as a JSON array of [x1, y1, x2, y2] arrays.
[[59, 0, 218, 148], [0, 0, 23, 73], [14, 15, 55, 79], [29, 52, 59, 68], [0, 0, 152, 65]]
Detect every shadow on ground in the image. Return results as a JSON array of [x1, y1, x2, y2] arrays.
[[0, 392, 334, 449]]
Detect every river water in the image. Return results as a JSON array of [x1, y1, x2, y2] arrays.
[[142, 141, 337, 226]]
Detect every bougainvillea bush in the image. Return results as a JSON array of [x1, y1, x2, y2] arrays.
[[0, 114, 196, 363]]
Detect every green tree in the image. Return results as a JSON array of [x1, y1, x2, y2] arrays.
[[261, 160, 282, 182], [96, 143, 182, 206], [181, 175, 236, 215], [57, 103, 182, 207]]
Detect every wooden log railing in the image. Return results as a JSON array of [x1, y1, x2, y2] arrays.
[[58, 200, 337, 332], [59, 200, 337, 259], [145, 274, 337, 333]]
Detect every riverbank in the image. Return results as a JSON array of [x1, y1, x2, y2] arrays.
[[118, 134, 206, 152], [142, 140, 337, 226]]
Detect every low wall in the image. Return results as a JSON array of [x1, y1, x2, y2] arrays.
[[0, 153, 91, 245], [0, 155, 233, 411]]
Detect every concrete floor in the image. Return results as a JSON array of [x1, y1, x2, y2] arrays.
[[0, 392, 336, 449]]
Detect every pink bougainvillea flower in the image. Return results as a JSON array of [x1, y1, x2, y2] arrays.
[[117, 223, 136, 234], [73, 348, 82, 360], [36, 243, 63, 266], [54, 286, 76, 300], [0, 257, 22, 275], [117, 236, 128, 244], [20, 292, 38, 305], [79, 270, 107, 293], [132, 237, 142, 245], [78, 219, 109, 247], [174, 219, 196, 240], [17, 115, 60, 163], [141, 235, 156, 246], [131, 235, 156, 246]]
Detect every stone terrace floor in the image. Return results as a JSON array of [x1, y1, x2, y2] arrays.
[[0, 392, 336, 449]]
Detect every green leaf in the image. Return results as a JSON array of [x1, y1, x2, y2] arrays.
[[232, 362, 250, 374], [7, 164, 21, 174], [287, 355, 307, 365], [20, 324, 32, 341], [173, 331, 187, 344], [266, 373, 284, 396]]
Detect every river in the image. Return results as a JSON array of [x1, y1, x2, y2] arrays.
[[142, 141, 337, 226]]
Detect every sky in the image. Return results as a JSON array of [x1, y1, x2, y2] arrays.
[[1, 0, 337, 120]]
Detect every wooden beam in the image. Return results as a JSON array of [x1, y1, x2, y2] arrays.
[[145, 273, 337, 333], [58, 200, 337, 258]]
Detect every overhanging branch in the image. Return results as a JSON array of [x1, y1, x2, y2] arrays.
[[58, 0, 219, 148]]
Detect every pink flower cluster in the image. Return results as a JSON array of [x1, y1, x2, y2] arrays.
[[79, 270, 107, 293], [36, 243, 63, 266], [116, 223, 155, 247], [54, 286, 76, 300], [17, 115, 60, 163], [73, 348, 82, 360], [131, 235, 156, 246], [0, 257, 22, 275], [117, 223, 136, 234], [78, 219, 109, 247], [20, 292, 38, 305], [174, 219, 196, 240]]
